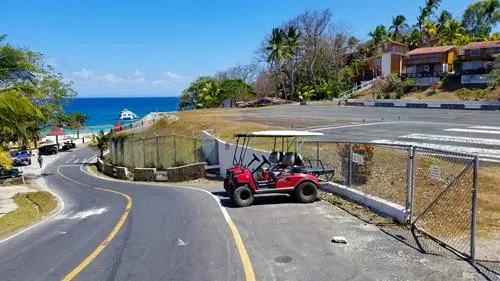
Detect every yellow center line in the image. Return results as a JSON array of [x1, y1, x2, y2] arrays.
[[56, 166, 133, 281], [82, 164, 256, 281]]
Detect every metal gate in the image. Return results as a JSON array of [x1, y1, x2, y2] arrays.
[[408, 146, 478, 260]]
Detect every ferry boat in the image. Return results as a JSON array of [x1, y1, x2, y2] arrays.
[[120, 109, 138, 120]]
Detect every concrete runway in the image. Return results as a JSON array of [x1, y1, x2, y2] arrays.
[[247, 105, 500, 163]]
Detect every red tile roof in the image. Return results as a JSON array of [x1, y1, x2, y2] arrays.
[[406, 46, 456, 55], [463, 40, 500, 49]]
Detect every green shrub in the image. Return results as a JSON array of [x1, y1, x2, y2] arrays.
[[173, 160, 187, 167], [110, 132, 133, 141]]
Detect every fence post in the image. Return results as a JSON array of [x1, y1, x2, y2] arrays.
[[142, 137, 146, 168], [156, 135, 160, 168], [316, 142, 320, 167], [173, 135, 177, 164], [194, 137, 197, 163], [406, 146, 415, 223], [348, 143, 353, 187], [470, 156, 479, 261], [131, 140, 135, 168]]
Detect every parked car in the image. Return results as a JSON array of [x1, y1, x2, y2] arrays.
[[60, 141, 76, 151], [10, 150, 32, 166], [39, 145, 58, 155], [0, 164, 22, 179]]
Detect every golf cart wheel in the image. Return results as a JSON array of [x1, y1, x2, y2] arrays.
[[231, 185, 254, 207], [295, 182, 318, 203]]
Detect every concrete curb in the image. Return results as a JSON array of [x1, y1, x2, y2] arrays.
[[320, 182, 408, 224], [335, 99, 500, 110]]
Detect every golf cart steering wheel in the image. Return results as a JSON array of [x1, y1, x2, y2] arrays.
[[252, 153, 260, 163], [247, 153, 261, 167], [261, 155, 271, 166]]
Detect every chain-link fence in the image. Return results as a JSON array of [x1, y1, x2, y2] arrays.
[[301, 140, 478, 260], [109, 134, 217, 169]]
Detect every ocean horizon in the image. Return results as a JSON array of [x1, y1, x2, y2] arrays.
[[59, 96, 179, 135]]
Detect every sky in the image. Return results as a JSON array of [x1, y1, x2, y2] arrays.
[[1, 0, 475, 97]]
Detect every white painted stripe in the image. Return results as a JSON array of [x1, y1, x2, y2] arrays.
[[470, 126, 500, 131], [66, 160, 71, 164], [73, 159, 80, 164], [444, 128, 500, 135], [372, 139, 500, 159], [401, 134, 500, 146], [310, 121, 401, 132]]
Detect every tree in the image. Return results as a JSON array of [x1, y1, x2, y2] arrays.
[[463, 0, 500, 38], [423, 20, 438, 44], [62, 112, 87, 138], [439, 19, 466, 45], [406, 29, 424, 50], [89, 130, 109, 159], [425, 0, 442, 20], [368, 25, 388, 47], [437, 10, 453, 31], [389, 15, 408, 41]]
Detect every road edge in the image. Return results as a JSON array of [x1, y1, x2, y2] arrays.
[[82, 163, 256, 281], [0, 176, 65, 244]]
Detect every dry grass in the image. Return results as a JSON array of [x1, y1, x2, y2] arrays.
[[0, 191, 57, 237], [476, 165, 500, 238], [143, 108, 280, 142]]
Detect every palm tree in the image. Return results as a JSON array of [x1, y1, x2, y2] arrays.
[[439, 19, 466, 45], [437, 10, 453, 31], [368, 25, 388, 47], [406, 29, 424, 50], [425, 0, 442, 19], [89, 130, 109, 159], [285, 26, 300, 98], [389, 15, 408, 41], [417, 7, 430, 32], [266, 28, 287, 65], [423, 20, 438, 45]]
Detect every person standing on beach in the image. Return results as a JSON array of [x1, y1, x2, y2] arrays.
[[37, 153, 43, 168]]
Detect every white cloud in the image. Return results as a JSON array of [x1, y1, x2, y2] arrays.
[[72, 68, 94, 79], [152, 71, 189, 86], [134, 69, 145, 77]]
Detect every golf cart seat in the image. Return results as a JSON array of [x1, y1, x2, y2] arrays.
[[293, 153, 335, 178], [269, 151, 282, 164], [282, 152, 295, 167]]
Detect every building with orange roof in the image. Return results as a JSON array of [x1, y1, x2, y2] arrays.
[[361, 41, 405, 82], [402, 45, 458, 86], [460, 40, 500, 84]]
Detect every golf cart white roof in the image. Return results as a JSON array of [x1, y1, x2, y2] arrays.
[[235, 130, 323, 137]]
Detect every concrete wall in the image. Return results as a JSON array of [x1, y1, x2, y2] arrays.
[[96, 158, 104, 172], [202, 131, 219, 165], [103, 163, 114, 177], [461, 74, 488, 84], [381, 53, 391, 77], [114, 166, 128, 180], [415, 77, 440, 86], [167, 162, 206, 182], [133, 168, 156, 182]]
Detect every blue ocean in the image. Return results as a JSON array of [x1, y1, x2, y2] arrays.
[[61, 97, 179, 134]]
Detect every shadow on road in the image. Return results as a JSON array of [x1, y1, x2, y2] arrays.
[[218, 194, 297, 208]]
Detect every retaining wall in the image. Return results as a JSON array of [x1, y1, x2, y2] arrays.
[[166, 162, 206, 182]]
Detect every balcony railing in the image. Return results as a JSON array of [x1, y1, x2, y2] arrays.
[[461, 68, 491, 75], [401, 71, 448, 78]]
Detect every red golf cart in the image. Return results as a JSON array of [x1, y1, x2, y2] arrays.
[[224, 130, 334, 207]]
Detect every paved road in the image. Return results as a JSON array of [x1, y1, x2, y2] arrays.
[[0, 148, 244, 281], [0, 146, 484, 280], [245, 105, 500, 163]]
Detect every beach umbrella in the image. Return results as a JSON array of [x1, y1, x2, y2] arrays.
[[47, 126, 66, 149], [113, 121, 122, 132]]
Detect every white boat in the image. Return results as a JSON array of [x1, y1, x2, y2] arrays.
[[120, 109, 138, 120]]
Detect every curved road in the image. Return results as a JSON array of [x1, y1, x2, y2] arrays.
[[0, 146, 485, 281], [0, 147, 244, 281]]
